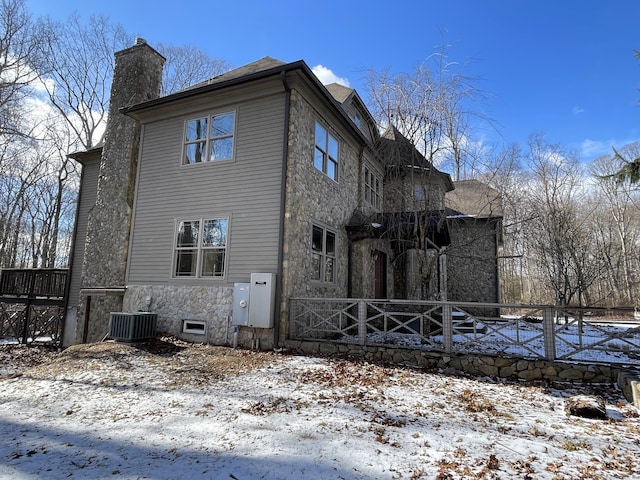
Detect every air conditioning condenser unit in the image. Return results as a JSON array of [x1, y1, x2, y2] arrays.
[[109, 312, 157, 343]]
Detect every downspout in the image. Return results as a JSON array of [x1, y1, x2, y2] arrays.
[[347, 238, 353, 298], [274, 70, 291, 349], [494, 219, 501, 303]]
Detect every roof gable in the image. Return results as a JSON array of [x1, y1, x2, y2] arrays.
[[191, 56, 286, 89], [378, 125, 454, 191], [445, 179, 503, 218], [325, 83, 379, 144], [324, 83, 354, 103]]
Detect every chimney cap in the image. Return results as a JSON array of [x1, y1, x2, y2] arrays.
[[134, 37, 147, 46]]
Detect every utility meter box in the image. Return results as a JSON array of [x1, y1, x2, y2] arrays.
[[248, 273, 276, 328], [232, 283, 250, 326]]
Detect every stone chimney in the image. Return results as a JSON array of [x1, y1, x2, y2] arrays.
[[78, 40, 165, 342]]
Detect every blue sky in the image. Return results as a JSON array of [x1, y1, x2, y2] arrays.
[[26, 0, 640, 162]]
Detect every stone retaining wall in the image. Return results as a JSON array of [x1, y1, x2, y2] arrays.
[[284, 339, 622, 384]]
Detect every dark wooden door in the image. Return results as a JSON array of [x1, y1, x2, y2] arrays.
[[373, 250, 387, 299]]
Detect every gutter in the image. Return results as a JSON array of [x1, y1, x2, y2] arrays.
[[121, 61, 308, 116], [120, 59, 373, 150]]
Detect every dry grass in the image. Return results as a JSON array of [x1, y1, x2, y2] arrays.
[[2, 336, 282, 388]]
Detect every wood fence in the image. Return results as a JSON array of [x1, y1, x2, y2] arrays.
[[0, 269, 69, 346], [289, 298, 640, 366]]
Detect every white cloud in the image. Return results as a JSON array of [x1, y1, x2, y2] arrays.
[[580, 139, 608, 159], [572, 106, 584, 115], [311, 65, 350, 87]]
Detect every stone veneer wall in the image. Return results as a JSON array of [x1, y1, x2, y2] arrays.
[[384, 170, 448, 213], [124, 285, 233, 345], [284, 340, 620, 384], [278, 90, 361, 344], [350, 239, 393, 299], [446, 218, 500, 304], [76, 40, 164, 343]]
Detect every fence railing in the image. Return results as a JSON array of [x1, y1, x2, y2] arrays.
[[289, 298, 640, 366], [0, 269, 68, 299], [0, 269, 68, 345]]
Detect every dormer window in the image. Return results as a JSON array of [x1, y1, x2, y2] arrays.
[[353, 112, 361, 128]]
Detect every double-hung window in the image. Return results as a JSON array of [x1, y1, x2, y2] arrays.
[[314, 122, 338, 181], [311, 224, 336, 283], [364, 166, 382, 209], [174, 218, 228, 278], [183, 111, 235, 164]]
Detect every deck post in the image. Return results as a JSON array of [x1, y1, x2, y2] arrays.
[[543, 306, 556, 361], [358, 301, 367, 345], [442, 303, 453, 353]]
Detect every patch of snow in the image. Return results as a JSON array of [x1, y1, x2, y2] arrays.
[[0, 342, 638, 479]]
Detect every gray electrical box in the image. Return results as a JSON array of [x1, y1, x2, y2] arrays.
[[248, 273, 276, 328], [232, 282, 250, 326]]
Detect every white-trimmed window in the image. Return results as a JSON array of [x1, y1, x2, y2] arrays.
[[311, 224, 336, 283], [174, 218, 228, 277], [364, 166, 382, 209], [314, 122, 338, 181], [183, 111, 235, 164]]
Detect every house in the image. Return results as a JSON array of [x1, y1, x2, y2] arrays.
[[64, 39, 501, 350]]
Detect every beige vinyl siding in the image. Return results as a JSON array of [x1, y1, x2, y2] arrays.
[[68, 156, 100, 307], [127, 92, 286, 285]]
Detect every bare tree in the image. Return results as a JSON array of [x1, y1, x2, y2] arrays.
[[524, 134, 606, 308], [590, 145, 640, 305], [0, 0, 46, 139], [376, 125, 450, 299], [37, 17, 233, 149], [37, 14, 131, 150], [365, 43, 490, 181], [475, 144, 541, 303], [156, 43, 231, 96], [365, 45, 498, 301], [0, 137, 48, 267]]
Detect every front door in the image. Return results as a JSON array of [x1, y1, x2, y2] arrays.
[[373, 250, 387, 299]]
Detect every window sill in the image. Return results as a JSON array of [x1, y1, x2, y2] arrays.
[[181, 157, 236, 167]]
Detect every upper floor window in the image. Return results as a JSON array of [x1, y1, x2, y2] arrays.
[[364, 166, 382, 209], [311, 224, 336, 283], [414, 184, 427, 201], [314, 122, 338, 181], [183, 111, 235, 164], [353, 112, 362, 128], [174, 218, 228, 278]]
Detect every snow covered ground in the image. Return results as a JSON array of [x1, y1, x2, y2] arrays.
[[0, 339, 639, 479]]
